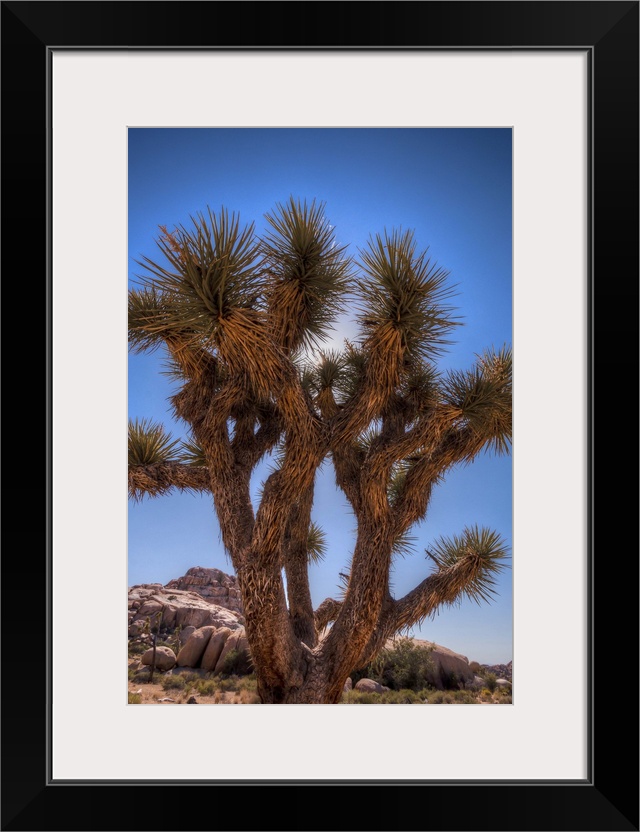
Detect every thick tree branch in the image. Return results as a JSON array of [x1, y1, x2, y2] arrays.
[[314, 598, 342, 633], [322, 485, 394, 680], [283, 485, 316, 646], [330, 327, 403, 444], [392, 425, 489, 534], [387, 553, 498, 635], [128, 463, 211, 501], [231, 406, 282, 470]]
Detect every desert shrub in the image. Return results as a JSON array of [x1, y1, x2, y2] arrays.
[[451, 689, 477, 704], [128, 641, 147, 656], [238, 689, 260, 704], [341, 690, 378, 704], [161, 674, 187, 690], [195, 679, 220, 696], [128, 692, 142, 704], [131, 668, 154, 683], [427, 690, 446, 703], [484, 672, 498, 693], [238, 675, 258, 692], [380, 689, 423, 704], [353, 638, 436, 692], [215, 675, 243, 691], [218, 648, 252, 677]]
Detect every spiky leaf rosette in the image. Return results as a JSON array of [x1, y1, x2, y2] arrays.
[[400, 363, 442, 414], [128, 418, 180, 467], [261, 197, 353, 353], [391, 528, 417, 558], [333, 340, 367, 402], [132, 207, 263, 345], [387, 458, 419, 506], [426, 526, 510, 606], [305, 350, 346, 414], [128, 419, 210, 501], [179, 438, 208, 467], [357, 228, 459, 364], [128, 287, 181, 354], [306, 522, 328, 564], [443, 345, 512, 456]]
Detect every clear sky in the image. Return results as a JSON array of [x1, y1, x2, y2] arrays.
[[128, 128, 512, 665]]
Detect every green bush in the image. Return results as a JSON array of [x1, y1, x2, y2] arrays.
[[195, 679, 220, 696], [161, 675, 188, 690], [218, 648, 252, 677], [238, 675, 258, 692], [353, 638, 436, 692], [215, 675, 243, 691], [342, 688, 427, 704], [128, 692, 142, 704], [381, 689, 423, 704], [342, 690, 378, 704], [484, 672, 498, 693], [450, 689, 477, 704]]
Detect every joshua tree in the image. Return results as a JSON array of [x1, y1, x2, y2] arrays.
[[128, 198, 511, 704]]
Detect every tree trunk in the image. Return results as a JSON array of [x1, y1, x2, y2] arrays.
[[252, 643, 350, 704]]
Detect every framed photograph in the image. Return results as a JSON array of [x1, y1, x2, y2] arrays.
[[3, 2, 637, 830]]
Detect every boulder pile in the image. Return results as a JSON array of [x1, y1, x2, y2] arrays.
[[139, 624, 252, 675], [164, 566, 243, 615], [128, 583, 244, 636]]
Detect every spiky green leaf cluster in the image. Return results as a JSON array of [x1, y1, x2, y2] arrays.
[[354, 426, 381, 453], [400, 363, 442, 412], [303, 350, 347, 401], [444, 345, 512, 454], [387, 459, 413, 506], [179, 438, 208, 467], [131, 207, 261, 349], [128, 418, 180, 467], [332, 341, 367, 401], [262, 197, 353, 351], [426, 525, 510, 605], [128, 288, 179, 354], [306, 522, 328, 564], [391, 529, 417, 558], [357, 229, 459, 361]]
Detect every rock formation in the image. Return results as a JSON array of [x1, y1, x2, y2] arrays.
[[128, 583, 244, 637], [141, 646, 176, 671], [172, 625, 252, 673], [355, 678, 390, 694], [176, 625, 217, 667], [128, 568, 510, 691], [164, 567, 243, 615]]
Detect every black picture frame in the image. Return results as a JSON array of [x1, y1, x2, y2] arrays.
[[2, 2, 638, 830]]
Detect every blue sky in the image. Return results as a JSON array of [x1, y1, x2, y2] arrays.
[[128, 128, 512, 665]]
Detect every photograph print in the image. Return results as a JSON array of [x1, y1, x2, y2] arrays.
[[127, 127, 513, 705]]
